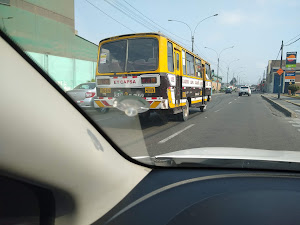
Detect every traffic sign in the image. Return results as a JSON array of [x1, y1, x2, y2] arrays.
[[277, 68, 284, 75]]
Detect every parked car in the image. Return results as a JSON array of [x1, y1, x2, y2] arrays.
[[225, 88, 232, 94], [239, 86, 251, 96], [66, 82, 97, 108]]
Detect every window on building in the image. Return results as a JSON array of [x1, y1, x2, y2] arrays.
[[195, 58, 202, 78], [186, 52, 195, 76], [167, 42, 174, 72], [182, 50, 186, 75]]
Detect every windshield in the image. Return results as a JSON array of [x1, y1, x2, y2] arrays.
[[2, 0, 300, 170], [98, 38, 158, 73]]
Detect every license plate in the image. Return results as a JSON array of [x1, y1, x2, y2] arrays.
[[145, 87, 155, 93], [114, 91, 123, 97], [100, 88, 111, 93]]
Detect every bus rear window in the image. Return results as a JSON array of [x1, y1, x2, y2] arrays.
[[98, 38, 158, 73]]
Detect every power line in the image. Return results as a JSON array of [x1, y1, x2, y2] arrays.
[[122, 0, 190, 43], [285, 33, 300, 45], [98, 0, 192, 50], [104, 0, 155, 31], [83, 0, 135, 32], [113, 0, 159, 32], [284, 37, 300, 47], [275, 47, 281, 60], [112, 0, 191, 47]]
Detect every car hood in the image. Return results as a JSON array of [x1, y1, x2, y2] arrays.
[[134, 147, 300, 170], [155, 147, 300, 161]]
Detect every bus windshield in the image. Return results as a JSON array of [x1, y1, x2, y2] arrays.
[[98, 38, 158, 73]]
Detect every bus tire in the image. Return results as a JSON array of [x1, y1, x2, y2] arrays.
[[138, 111, 150, 123], [178, 103, 189, 121], [157, 112, 168, 124], [200, 106, 205, 112]]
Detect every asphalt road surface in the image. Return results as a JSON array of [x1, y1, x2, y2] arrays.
[[85, 93, 300, 157]]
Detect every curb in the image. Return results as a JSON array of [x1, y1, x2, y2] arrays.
[[261, 95, 297, 118], [285, 100, 300, 107]]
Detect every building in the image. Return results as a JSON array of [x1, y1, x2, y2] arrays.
[[0, 0, 98, 90], [265, 60, 300, 94], [211, 70, 222, 91]]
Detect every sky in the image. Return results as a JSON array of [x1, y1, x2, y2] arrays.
[[74, 0, 300, 84]]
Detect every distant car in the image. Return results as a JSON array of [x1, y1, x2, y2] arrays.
[[239, 86, 251, 96], [225, 88, 232, 94], [66, 82, 97, 108]]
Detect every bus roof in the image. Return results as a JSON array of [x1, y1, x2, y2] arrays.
[[99, 32, 210, 65]]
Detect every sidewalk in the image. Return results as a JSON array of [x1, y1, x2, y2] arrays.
[[262, 93, 300, 117], [281, 95, 300, 107]]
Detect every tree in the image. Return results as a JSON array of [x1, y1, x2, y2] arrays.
[[288, 84, 300, 95]]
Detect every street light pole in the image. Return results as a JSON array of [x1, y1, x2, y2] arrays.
[[168, 14, 218, 52], [226, 59, 239, 86], [205, 46, 234, 91]]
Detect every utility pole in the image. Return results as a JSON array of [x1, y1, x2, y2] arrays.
[[278, 40, 283, 99], [217, 57, 220, 91], [226, 66, 229, 87]]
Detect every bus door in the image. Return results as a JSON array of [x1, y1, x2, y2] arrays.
[[174, 50, 181, 106]]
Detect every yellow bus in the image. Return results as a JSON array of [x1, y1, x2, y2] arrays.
[[94, 32, 212, 121]]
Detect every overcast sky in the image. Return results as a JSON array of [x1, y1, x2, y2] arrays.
[[75, 0, 300, 84]]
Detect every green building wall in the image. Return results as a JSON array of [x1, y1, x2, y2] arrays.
[[1, 0, 99, 90]]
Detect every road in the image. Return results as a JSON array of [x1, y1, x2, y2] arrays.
[[84, 93, 300, 157]]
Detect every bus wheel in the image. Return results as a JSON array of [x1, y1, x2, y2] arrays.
[[178, 103, 189, 121], [138, 111, 150, 123], [200, 106, 205, 112]]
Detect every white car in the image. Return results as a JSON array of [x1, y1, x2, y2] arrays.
[[239, 86, 251, 96]]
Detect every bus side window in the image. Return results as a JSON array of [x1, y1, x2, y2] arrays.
[[191, 56, 195, 76], [167, 42, 174, 72], [182, 50, 186, 75], [208, 65, 212, 79], [186, 52, 194, 76], [195, 59, 202, 78], [176, 53, 179, 71], [205, 64, 210, 80]]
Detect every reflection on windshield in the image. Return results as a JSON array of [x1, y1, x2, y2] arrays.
[[99, 38, 158, 73], [2, 0, 300, 170]]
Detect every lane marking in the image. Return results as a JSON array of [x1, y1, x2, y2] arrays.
[[205, 117, 208, 118], [234, 99, 237, 101], [292, 124, 300, 127], [214, 109, 221, 112], [228, 102, 232, 104], [295, 110, 300, 112], [298, 129, 300, 132], [238, 97, 240, 98], [158, 124, 195, 144]]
